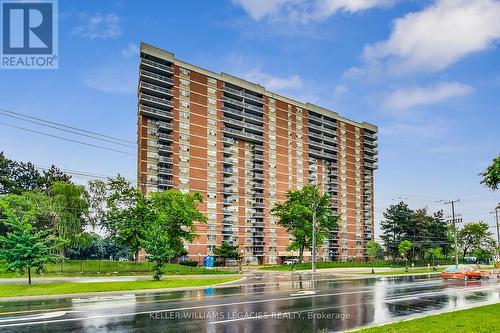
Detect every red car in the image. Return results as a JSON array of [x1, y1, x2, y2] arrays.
[[441, 265, 481, 280]]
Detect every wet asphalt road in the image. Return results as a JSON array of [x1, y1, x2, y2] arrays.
[[0, 272, 498, 332]]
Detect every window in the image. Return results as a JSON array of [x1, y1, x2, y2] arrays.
[[181, 89, 189, 97], [208, 98, 216, 105], [180, 100, 190, 108], [208, 119, 216, 126], [180, 68, 190, 75], [208, 108, 217, 115], [208, 77, 216, 85], [208, 87, 216, 95], [180, 78, 189, 86]]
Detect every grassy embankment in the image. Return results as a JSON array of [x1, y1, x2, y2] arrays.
[[354, 302, 500, 332], [0, 277, 239, 298]]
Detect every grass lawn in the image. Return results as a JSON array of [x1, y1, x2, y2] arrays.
[[354, 302, 500, 332], [0, 277, 239, 298]]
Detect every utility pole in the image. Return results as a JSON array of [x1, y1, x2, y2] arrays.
[[444, 199, 461, 267], [311, 191, 317, 274], [490, 205, 500, 256]]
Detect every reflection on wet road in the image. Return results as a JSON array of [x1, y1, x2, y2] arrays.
[[0, 273, 498, 332]]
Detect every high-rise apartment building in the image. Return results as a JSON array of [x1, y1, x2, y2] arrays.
[[137, 43, 378, 264]]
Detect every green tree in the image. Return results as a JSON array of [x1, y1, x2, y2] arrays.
[[458, 222, 496, 259], [366, 241, 384, 261], [398, 240, 413, 271], [213, 241, 242, 266], [0, 152, 71, 195], [271, 184, 338, 263], [480, 154, 500, 191], [104, 175, 147, 262], [148, 190, 207, 257], [49, 182, 88, 252], [425, 247, 443, 266], [37, 165, 72, 192], [380, 202, 413, 260], [0, 200, 64, 284], [142, 220, 175, 280]]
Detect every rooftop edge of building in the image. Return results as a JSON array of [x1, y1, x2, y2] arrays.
[[139, 42, 378, 132]]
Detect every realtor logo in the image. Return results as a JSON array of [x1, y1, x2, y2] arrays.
[[1, 1, 58, 69]]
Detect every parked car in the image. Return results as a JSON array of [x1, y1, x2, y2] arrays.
[[283, 258, 299, 265], [441, 265, 481, 280]]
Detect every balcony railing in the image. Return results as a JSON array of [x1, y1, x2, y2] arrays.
[[158, 132, 172, 141], [140, 69, 173, 85], [158, 167, 173, 175], [140, 93, 173, 108], [139, 105, 172, 120], [158, 121, 173, 131], [140, 81, 173, 96], [158, 156, 173, 164], [141, 58, 173, 74]]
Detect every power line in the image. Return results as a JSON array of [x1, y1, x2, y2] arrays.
[[0, 122, 135, 156], [0, 110, 136, 149], [0, 107, 135, 145]]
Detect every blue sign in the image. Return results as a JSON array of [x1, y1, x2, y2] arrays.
[[204, 255, 214, 269], [1, 1, 58, 69]]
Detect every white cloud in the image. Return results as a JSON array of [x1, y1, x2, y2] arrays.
[[334, 84, 349, 96], [242, 69, 303, 91], [383, 81, 473, 110], [82, 63, 136, 94], [121, 43, 139, 58], [73, 13, 122, 39], [363, 0, 500, 74], [232, 0, 395, 24]]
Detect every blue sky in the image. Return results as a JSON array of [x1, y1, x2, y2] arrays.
[[1, 0, 499, 235]]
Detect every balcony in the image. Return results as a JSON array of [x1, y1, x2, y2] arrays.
[[158, 132, 172, 142], [223, 127, 263, 143], [140, 69, 173, 85], [323, 117, 337, 129], [158, 179, 173, 187], [223, 157, 235, 164], [158, 156, 173, 164], [253, 173, 264, 180], [221, 136, 235, 145], [222, 167, 235, 174], [140, 93, 173, 109], [364, 147, 378, 155], [140, 58, 173, 75], [308, 122, 324, 132], [364, 162, 378, 170], [158, 121, 173, 131], [140, 81, 173, 97], [139, 105, 172, 121], [158, 144, 173, 155], [222, 106, 263, 123], [222, 147, 236, 155], [222, 177, 237, 184], [158, 167, 173, 176], [365, 154, 378, 163], [222, 187, 235, 194], [364, 131, 378, 140]]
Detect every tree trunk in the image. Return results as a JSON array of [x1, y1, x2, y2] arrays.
[[28, 266, 31, 285], [299, 245, 305, 263], [135, 249, 140, 263]]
